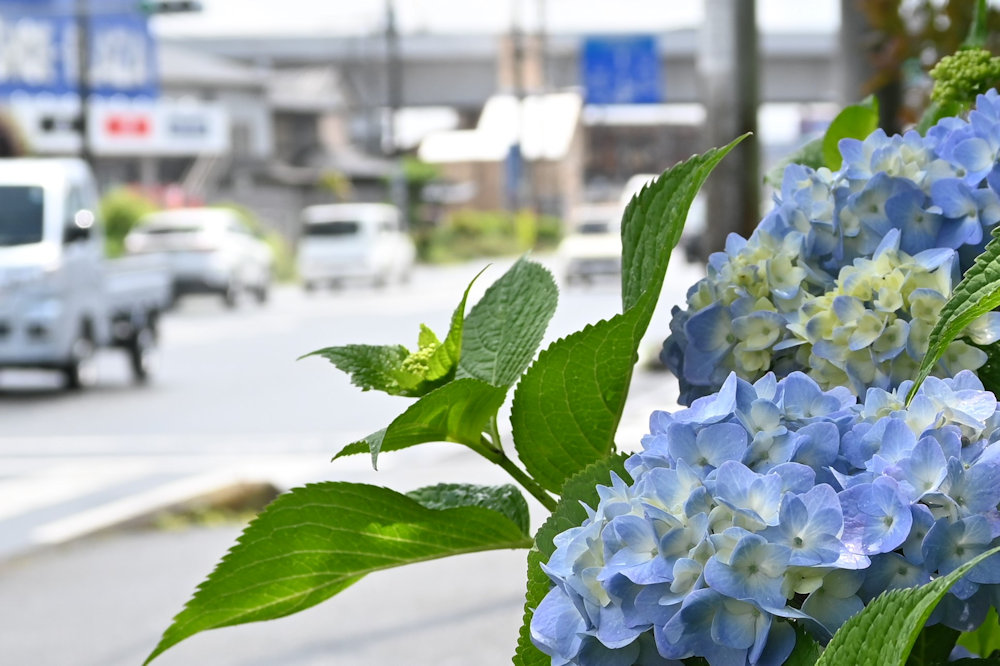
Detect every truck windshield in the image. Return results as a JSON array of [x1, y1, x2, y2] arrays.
[[0, 186, 44, 246]]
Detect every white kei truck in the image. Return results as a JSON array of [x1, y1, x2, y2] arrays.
[[0, 159, 171, 389]]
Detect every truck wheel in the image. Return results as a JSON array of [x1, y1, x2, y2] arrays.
[[222, 281, 239, 309], [254, 283, 270, 305], [63, 335, 97, 390], [128, 326, 156, 384]]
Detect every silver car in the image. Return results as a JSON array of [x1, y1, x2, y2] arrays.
[[125, 208, 273, 308]]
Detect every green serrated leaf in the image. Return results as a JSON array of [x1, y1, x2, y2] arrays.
[[621, 135, 746, 316], [958, 607, 1000, 660], [816, 545, 1000, 666], [144, 481, 532, 665], [510, 304, 648, 492], [906, 624, 960, 665], [908, 226, 1000, 403], [301, 344, 410, 393], [456, 257, 558, 388], [513, 455, 630, 666], [510, 140, 743, 494], [821, 96, 880, 171], [333, 378, 508, 468], [406, 483, 530, 536]]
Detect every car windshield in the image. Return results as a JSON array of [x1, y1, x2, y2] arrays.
[[0, 186, 44, 246], [305, 221, 361, 237], [576, 221, 612, 234]]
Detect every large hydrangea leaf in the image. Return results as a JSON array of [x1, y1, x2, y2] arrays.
[[513, 138, 745, 493], [620, 135, 747, 316], [513, 455, 630, 666], [144, 481, 532, 665], [909, 226, 1000, 403], [815, 545, 1000, 666], [457, 257, 558, 388]]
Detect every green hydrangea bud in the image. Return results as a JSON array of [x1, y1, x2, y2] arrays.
[[400, 341, 439, 375], [930, 48, 1000, 106]]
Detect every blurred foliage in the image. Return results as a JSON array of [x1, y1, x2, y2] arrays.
[[318, 170, 352, 200], [419, 209, 562, 264], [215, 201, 297, 283], [851, 0, 1000, 128], [401, 155, 441, 184], [100, 187, 159, 258]]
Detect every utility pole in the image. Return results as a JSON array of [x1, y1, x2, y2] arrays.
[[698, 0, 760, 257], [384, 0, 407, 217], [76, 0, 92, 166], [508, 1, 526, 213]]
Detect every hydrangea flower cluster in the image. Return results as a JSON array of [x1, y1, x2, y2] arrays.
[[664, 91, 1000, 405], [530, 370, 1000, 666]]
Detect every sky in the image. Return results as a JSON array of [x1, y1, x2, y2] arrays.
[[151, 0, 842, 38]]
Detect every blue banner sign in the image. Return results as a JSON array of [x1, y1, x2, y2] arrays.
[[581, 35, 662, 105], [0, 0, 158, 98]]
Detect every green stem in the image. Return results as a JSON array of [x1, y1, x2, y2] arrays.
[[468, 434, 558, 512], [495, 451, 559, 512]]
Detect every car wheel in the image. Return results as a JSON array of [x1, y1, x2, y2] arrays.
[[128, 325, 156, 384], [63, 334, 97, 390]]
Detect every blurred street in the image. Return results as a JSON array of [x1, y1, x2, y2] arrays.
[[0, 257, 701, 665]]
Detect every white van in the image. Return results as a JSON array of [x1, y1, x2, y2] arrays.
[[298, 203, 416, 290]]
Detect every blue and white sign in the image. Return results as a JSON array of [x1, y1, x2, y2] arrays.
[[0, 0, 158, 99], [581, 35, 662, 105]]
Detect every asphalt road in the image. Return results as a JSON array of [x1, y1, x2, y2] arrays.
[[0, 256, 703, 665]]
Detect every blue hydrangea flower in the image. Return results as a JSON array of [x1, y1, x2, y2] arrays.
[[664, 91, 1000, 405], [531, 371, 1000, 665]]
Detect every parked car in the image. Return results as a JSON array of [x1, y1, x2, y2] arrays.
[[125, 207, 273, 308], [556, 203, 622, 284], [298, 203, 416, 290], [0, 158, 171, 388]]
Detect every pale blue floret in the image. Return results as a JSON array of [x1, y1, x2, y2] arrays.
[[839, 476, 913, 555], [761, 485, 847, 567], [800, 569, 866, 638]]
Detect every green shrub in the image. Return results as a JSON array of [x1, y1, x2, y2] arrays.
[[420, 209, 563, 264], [100, 187, 159, 258]]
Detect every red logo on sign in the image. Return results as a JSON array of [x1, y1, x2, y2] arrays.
[[105, 114, 152, 137]]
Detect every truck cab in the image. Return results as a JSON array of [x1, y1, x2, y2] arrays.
[[0, 159, 169, 388]]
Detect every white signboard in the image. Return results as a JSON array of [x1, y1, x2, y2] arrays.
[[87, 99, 230, 156]]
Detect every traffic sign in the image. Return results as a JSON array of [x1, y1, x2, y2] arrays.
[[581, 35, 662, 105]]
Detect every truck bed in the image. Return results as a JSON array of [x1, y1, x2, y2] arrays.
[[105, 254, 172, 318]]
